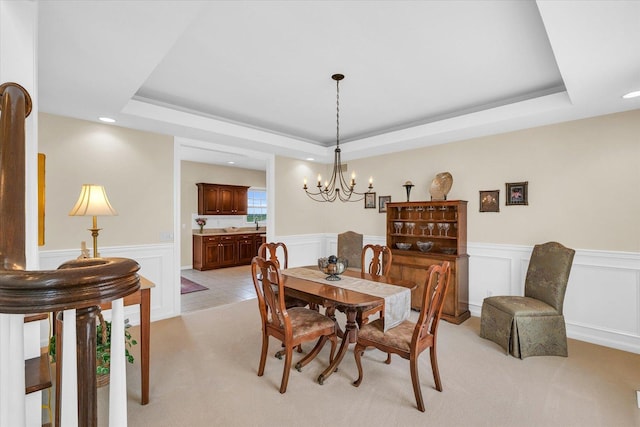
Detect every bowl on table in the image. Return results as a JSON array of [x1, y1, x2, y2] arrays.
[[318, 255, 348, 281], [395, 242, 412, 250], [416, 241, 434, 252]]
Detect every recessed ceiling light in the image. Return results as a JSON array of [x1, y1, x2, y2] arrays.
[[98, 117, 116, 123], [622, 90, 640, 99], [306, 157, 315, 161], [227, 161, 235, 165]]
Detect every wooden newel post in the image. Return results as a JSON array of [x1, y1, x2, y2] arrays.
[[76, 306, 99, 427]]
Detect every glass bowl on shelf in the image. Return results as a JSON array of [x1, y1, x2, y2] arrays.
[[441, 248, 456, 255], [416, 241, 434, 252], [395, 242, 412, 250]]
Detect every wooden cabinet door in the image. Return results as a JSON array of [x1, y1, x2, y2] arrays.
[[200, 185, 220, 215], [218, 237, 236, 266], [237, 235, 255, 265], [204, 240, 220, 268], [218, 187, 235, 214], [233, 187, 248, 215]]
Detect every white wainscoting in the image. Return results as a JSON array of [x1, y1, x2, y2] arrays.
[[39, 243, 178, 326], [276, 234, 640, 354]]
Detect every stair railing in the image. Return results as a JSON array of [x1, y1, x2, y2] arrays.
[[0, 82, 140, 427]]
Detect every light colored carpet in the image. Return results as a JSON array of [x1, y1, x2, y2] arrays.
[[99, 299, 640, 426]]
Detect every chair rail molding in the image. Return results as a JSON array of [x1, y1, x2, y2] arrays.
[[39, 243, 177, 327], [276, 234, 640, 354]]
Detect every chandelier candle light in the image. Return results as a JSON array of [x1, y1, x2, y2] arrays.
[[303, 74, 373, 202]]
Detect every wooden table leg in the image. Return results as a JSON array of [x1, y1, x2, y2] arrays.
[[318, 307, 358, 385], [140, 288, 150, 405]]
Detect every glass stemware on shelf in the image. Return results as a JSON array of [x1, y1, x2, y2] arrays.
[[396, 207, 403, 220], [416, 206, 425, 219], [406, 222, 415, 235], [393, 222, 403, 234], [427, 223, 435, 236], [426, 206, 435, 219], [437, 223, 444, 236], [439, 206, 448, 219], [442, 223, 450, 237], [419, 225, 429, 236]]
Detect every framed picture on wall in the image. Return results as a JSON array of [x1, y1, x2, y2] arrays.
[[506, 181, 528, 205], [479, 190, 499, 212], [364, 192, 376, 209], [379, 195, 391, 213]]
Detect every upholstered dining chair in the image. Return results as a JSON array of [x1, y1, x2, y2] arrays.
[[353, 261, 451, 412], [337, 231, 363, 269], [250, 256, 337, 393], [480, 241, 575, 359], [361, 244, 393, 276], [258, 241, 308, 354]]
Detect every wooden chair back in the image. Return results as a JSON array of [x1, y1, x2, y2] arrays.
[[251, 256, 290, 334], [413, 261, 451, 349], [257, 242, 288, 270], [361, 244, 392, 276]]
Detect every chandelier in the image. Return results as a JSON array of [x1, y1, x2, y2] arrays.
[[303, 74, 373, 202]]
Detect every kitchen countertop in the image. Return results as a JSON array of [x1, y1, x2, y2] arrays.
[[193, 228, 266, 237]]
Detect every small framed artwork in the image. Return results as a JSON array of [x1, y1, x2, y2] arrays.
[[364, 192, 376, 209], [506, 181, 528, 205], [479, 190, 499, 212], [379, 195, 391, 213]]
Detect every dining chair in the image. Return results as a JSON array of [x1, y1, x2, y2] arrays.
[[337, 231, 363, 269], [251, 256, 337, 393], [361, 244, 393, 276], [480, 241, 575, 358], [353, 261, 451, 412]]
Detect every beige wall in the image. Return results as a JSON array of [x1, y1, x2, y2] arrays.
[[277, 109, 640, 252], [38, 113, 174, 252], [180, 161, 266, 266]]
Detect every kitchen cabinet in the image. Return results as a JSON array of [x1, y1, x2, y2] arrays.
[[196, 183, 249, 215], [193, 232, 262, 270], [386, 200, 469, 324]]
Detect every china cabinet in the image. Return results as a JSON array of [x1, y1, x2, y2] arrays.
[[386, 200, 469, 324]]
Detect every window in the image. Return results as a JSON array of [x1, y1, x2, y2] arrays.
[[247, 189, 267, 223]]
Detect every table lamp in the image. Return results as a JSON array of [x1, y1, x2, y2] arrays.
[[69, 184, 117, 258]]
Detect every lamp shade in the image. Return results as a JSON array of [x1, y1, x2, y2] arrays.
[[69, 184, 118, 217]]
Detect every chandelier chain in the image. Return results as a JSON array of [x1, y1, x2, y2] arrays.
[[336, 77, 340, 147]]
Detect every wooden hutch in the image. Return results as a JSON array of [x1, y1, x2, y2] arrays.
[[386, 200, 469, 324]]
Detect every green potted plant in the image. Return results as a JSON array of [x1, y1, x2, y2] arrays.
[[49, 311, 137, 386]]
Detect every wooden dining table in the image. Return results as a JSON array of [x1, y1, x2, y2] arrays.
[[281, 267, 414, 384]]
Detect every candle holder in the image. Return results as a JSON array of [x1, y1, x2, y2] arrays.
[[403, 181, 415, 202]]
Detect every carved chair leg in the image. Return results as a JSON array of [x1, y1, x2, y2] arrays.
[[258, 331, 269, 376], [409, 355, 425, 412], [352, 344, 365, 387], [385, 353, 392, 364], [430, 345, 442, 392], [328, 335, 338, 363], [279, 345, 294, 394]]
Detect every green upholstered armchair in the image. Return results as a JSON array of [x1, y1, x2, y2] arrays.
[[480, 242, 575, 359]]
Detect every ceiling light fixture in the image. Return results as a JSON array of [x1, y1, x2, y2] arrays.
[[622, 90, 640, 99], [303, 74, 373, 202], [98, 117, 116, 123]]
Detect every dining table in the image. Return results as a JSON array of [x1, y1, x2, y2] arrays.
[[281, 266, 414, 384]]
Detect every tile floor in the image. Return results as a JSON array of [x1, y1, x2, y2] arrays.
[[180, 265, 255, 313]]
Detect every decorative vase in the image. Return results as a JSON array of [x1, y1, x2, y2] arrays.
[[199, 225, 204, 233]]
